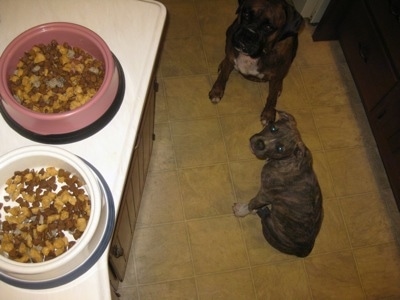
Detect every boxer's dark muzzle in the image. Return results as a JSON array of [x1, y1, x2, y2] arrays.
[[232, 26, 264, 58]]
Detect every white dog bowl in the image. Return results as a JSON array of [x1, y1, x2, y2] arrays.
[[0, 145, 114, 288]]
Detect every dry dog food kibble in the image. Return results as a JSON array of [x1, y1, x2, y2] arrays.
[[8, 40, 105, 113], [0, 167, 91, 263]]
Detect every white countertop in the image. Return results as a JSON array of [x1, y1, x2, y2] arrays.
[[0, 0, 166, 298]]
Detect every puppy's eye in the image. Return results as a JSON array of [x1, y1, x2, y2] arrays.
[[269, 123, 278, 133], [276, 144, 285, 153]]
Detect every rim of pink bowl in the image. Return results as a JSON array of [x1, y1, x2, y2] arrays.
[[0, 22, 114, 120]]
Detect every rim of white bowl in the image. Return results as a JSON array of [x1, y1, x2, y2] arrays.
[[0, 145, 101, 274]]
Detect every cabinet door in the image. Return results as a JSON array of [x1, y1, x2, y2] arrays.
[[142, 80, 156, 179], [125, 166, 137, 236], [108, 193, 133, 280], [108, 143, 139, 281], [108, 262, 120, 291], [367, 0, 400, 74], [133, 79, 156, 214], [108, 76, 157, 284], [338, 0, 397, 111], [371, 84, 400, 209], [131, 145, 142, 221]]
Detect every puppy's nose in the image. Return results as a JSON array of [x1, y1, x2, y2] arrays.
[[254, 139, 265, 151]]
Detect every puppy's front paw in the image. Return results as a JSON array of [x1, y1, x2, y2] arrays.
[[233, 203, 250, 217]]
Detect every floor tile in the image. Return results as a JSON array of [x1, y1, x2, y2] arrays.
[[211, 72, 264, 116], [164, 75, 218, 120], [187, 216, 249, 274], [202, 33, 227, 74], [313, 104, 366, 149], [136, 170, 184, 227], [296, 23, 346, 67], [219, 113, 262, 161], [260, 66, 311, 112], [149, 123, 176, 172], [196, 269, 256, 300], [354, 243, 400, 299], [161, 0, 201, 40], [301, 64, 359, 108], [195, 0, 237, 36], [138, 278, 197, 300], [133, 222, 193, 284], [304, 251, 365, 299], [240, 213, 299, 265], [159, 36, 208, 77], [288, 109, 323, 151], [229, 159, 265, 203], [170, 118, 227, 168], [326, 147, 388, 197], [252, 260, 311, 299], [340, 192, 396, 248], [311, 151, 336, 199], [117, 286, 139, 300], [178, 164, 235, 219], [310, 198, 351, 255]]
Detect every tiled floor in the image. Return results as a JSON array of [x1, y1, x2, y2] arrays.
[[117, 0, 400, 299]]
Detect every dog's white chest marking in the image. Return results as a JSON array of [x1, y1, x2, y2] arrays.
[[234, 53, 265, 79]]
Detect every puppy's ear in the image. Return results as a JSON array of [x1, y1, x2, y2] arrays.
[[236, 0, 245, 14], [294, 141, 312, 168], [279, 4, 304, 40], [276, 110, 296, 124], [294, 141, 306, 161]]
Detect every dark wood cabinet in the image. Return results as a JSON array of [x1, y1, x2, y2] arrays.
[[108, 76, 157, 294], [338, 0, 397, 111], [313, 0, 400, 210]]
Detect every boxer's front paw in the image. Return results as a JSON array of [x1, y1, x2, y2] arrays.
[[260, 108, 276, 126], [209, 88, 223, 104], [232, 203, 250, 217]]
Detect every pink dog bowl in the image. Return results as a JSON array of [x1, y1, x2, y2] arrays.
[[0, 22, 124, 143]]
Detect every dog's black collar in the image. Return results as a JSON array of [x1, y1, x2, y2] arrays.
[[277, 32, 298, 42], [261, 32, 298, 56]]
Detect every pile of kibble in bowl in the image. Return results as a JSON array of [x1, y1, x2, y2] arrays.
[[0, 167, 91, 263], [8, 40, 105, 113]]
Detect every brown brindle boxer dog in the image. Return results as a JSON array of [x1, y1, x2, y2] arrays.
[[233, 111, 323, 257], [209, 0, 304, 124]]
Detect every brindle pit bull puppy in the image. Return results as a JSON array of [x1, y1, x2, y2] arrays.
[[233, 111, 323, 257], [209, 0, 304, 124]]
